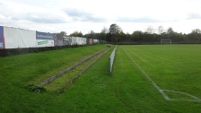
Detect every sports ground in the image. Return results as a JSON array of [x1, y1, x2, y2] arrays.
[[0, 44, 201, 113]]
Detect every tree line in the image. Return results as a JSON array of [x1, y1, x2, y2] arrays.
[[58, 24, 201, 44]]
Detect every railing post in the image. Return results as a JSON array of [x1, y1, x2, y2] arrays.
[[109, 45, 117, 73]]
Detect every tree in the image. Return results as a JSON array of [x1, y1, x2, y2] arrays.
[[109, 24, 122, 35], [131, 31, 142, 41], [101, 27, 108, 34], [192, 29, 201, 34], [158, 26, 165, 34], [167, 27, 174, 34], [70, 31, 83, 37], [99, 27, 108, 40], [59, 31, 67, 35], [188, 28, 201, 42], [108, 23, 122, 42], [56, 31, 67, 39], [165, 27, 185, 42], [146, 26, 155, 34], [89, 30, 97, 39], [84, 30, 98, 39]]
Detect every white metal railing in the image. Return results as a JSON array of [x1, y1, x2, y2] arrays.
[[109, 45, 117, 73]]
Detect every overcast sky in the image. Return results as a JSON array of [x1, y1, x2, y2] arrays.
[[0, 0, 201, 34]]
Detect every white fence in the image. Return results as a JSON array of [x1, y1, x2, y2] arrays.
[[63, 36, 87, 46], [2, 26, 56, 49], [1, 26, 103, 49], [109, 45, 117, 73], [4, 27, 36, 48], [36, 31, 54, 47]]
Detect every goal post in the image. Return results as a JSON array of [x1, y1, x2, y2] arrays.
[[160, 39, 172, 44]]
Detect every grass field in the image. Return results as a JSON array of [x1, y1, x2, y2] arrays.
[[0, 44, 201, 113]]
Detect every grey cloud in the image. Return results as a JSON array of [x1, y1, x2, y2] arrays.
[[63, 9, 106, 23], [187, 13, 201, 20]]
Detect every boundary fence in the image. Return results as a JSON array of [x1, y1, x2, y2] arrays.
[[109, 45, 117, 73]]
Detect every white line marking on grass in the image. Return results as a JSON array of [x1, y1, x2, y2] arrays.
[[162, 89, 201, 102], [121, 47, 201, 102]]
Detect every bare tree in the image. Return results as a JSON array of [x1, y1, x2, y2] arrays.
[[158, 26, 165, 34], [101, 27, 108, 34], [146, 26, 155, 34], [192, 29, 201, 34]]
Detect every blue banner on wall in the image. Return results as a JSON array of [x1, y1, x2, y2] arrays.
[[0, 43, 3, 48], [0, 26, 3, 39], [0, 26, 4, 49], [36, 31, 54, 40]]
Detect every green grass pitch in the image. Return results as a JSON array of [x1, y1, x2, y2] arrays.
[[0, 44, 200, 113]]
